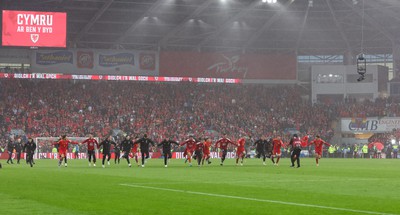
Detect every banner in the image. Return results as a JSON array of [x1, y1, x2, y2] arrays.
[[36, 50, 73, 65], [160, 51, 296, 80], [31, 49, 159, 76], [2, 10, 67, 48], [0, 72, 241, 83], [341, 117, 400, 133]]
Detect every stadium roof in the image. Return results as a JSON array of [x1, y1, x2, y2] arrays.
[[3, 0, 400, 54]]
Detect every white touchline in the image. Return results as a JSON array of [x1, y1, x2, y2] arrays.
[[119, 184, 397, 215]]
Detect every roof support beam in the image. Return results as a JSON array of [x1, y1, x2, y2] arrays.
[[243, 0, 295, 50], [112, 0, 164, 48], [342, 0, 394, 50], [158, 0, 214, 47], [197, 1, 261, 49], [325, 0, 351, 51], [73, 0, 114, 45]]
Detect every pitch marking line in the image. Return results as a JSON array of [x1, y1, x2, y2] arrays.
[[120, 183, 396, 215]]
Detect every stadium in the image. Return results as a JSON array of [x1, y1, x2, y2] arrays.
[[0, 0, 399, 214]]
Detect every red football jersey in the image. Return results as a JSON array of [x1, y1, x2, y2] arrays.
[[180, 139, 196, 151], [272, 138, 284, 151], [82, 138, 99, 151], [237, 138, 245, 151], [215, 138, 235, 150], [203, 141, 212, 154], [310, 139, 330, 153]]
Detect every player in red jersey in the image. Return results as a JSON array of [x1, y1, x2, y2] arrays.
[[271, 136, 285, 166], [81, 134, 99, 167], [202, 137, 212, 165], [53, 135, 79, 167], [179, 135, 197, 167], [215, 133, 237, 166], [236, 136, 246, 166], [194, 138, 204, 167], [129, 135, 140, 166], [308, 135, 331, 166]]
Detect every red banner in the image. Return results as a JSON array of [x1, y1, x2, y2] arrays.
[[160, 51, 296, 80], [0, 72, 241, 84], [2, 10, 67, 48]]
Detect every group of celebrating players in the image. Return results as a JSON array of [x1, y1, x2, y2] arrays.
[[51, 132, 331, 169]]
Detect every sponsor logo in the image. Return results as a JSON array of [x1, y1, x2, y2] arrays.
[[36, 51, 73, 65], [99, 53, 134, 67], [77, 51, 94, 69], [139, 53, 156, 70], [207, 55, 249, 78]]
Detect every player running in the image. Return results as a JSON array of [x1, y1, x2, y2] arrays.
[[98, 135, 117, 168], [52, 135, 79, 167], [130, 135, 140, 166], [202, 137, 212, 165], [179, 135, 197, 167], [254, 135, 268, 165], [81, 134, 99, 167], [308, 135, 331, 166], [215, 133, 237, 166], [134, 134, 155, 167], [271, 136, 285, 166], [194, 138, 204, 167], [120, 134, 134, 167], [157, 137, 179, 167], [236, 136, 246, 166]]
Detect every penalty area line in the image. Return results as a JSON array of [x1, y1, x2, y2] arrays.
[[119, 183, 396, 215]]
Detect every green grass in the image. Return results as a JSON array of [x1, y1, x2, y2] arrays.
[[1, 158, 399, 215]]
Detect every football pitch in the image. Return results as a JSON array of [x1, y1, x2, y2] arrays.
[[1, 158, 399, 215]]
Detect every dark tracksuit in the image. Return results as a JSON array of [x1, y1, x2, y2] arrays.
[[265, 138, 274, 158], [114, 144, 121, 164], [99, 139, 117, 165], [15, 141, 23, 164], [157, 139, 179, 165], [134, 137, 155, 165], [121, 139, 134, 165], [6, 140, 15, 164], [254, 139, 268, 162], [23, 140, 36, 167]]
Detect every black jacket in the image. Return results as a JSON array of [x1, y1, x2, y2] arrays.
[[157, 139, 178, 153]]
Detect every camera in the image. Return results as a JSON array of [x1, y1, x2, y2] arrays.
[[356, 53, 366, 81]]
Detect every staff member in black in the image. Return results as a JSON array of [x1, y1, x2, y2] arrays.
[[120, 134, 134, 167], [15, 137, 23, 164], [23, 137, 36, 167], [157, 137, 179, 167], [289, 134, 302, 168], [99, 135, 117, 168], [114, 141, 121, 164], [6, 137, 15, 164], [254, 135, 268, 165], [134, 134, 155, 167]]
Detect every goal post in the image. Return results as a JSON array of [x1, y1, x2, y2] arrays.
[[34, 136, 100, 159]]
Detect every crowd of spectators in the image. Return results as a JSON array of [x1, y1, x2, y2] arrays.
[[1, 78, 400, 154]]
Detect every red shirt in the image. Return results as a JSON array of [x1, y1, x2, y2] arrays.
[[180, 139, 196, 151], [195, 142, 204, 151], [215, 138, 236, 150], [237, 138, 245, 151], [54, 139, 78, 152], [203, 141, 212, 154], [272, 138, 284, 151], [310, 139, 330, 152], [82, 138, 99, 151]]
